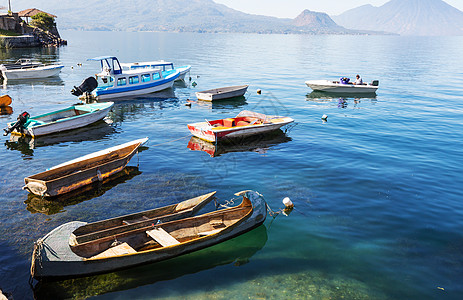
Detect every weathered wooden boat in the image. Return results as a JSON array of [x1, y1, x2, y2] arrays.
[[0, 95, 12, 107], [305, 79, 379, 94], [187, 110, 294, 143], [121, 60, 191, 81], [195, 85, 249, 101], [31, 190, 266, 279], [23, 137, 148, 197], [3, 102, 114, 137], [0, 59, 64, 80], [71, 56, 180, 101]]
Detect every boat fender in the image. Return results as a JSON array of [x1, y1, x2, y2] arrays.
[[3, 111, 29, 136]]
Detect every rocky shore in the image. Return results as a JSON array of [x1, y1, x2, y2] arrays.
[[0, 13, 66, 48]]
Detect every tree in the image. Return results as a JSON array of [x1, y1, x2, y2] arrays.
[[30, 13, 56, 32]]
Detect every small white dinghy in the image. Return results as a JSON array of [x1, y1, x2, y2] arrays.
[[3, 102, 114, 137], [305, 79, 379, 94], [196, 85, 249, 101], [0, 59, 64, 80]]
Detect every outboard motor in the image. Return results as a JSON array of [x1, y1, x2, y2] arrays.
[[3, 111, 29, 136], [71, 76, 98, 96], [371, 80, 379, 86]]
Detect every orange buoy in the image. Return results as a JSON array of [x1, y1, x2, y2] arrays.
[[0, 95, 12, 107]]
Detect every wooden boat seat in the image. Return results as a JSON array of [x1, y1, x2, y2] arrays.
[[90, 242, 136, 259], [209, 215, 225, 227], [146, 228, 180, 247], [122, 216, 150, 225]]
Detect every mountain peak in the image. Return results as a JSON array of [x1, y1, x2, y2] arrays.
[[293, 9, 338, 29], [333, 0, 463, 36]]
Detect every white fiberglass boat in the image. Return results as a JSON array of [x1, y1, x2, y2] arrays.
[[305, 79, 379, 94], [0, 59, 64, 80], [72, 56, 180, 100], [120, 60, 191, 81]]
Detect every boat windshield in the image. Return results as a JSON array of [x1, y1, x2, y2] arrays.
[[98, 76, 114, 88]]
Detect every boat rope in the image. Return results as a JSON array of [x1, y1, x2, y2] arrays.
[[266, 202, 283, 218]]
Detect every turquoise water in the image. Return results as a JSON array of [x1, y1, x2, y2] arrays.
[[1, 31, 463, 299]]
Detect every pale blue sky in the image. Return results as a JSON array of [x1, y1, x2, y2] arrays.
[[214, 0, 463, 18]]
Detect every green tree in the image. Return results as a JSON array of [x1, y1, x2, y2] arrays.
[[30, 13, 56, 31]]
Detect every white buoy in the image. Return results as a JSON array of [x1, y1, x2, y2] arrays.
[[282, 197, 294, 209], [321, 114, 328, 120]]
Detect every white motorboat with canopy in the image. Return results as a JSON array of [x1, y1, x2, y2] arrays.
[[71, 56, 179, 100]]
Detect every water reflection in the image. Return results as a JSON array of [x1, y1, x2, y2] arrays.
[[187, 130, 292, 157], [306, 91, 377, 101], [0, 105, 13, 115], [25, 166, 142, 215], [4, 120, 116, 155], [2, 76, 65, 87], [32, 224, 267, 299], [193, 95, 247, 110]]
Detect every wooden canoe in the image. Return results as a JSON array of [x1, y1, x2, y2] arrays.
[[195, 85, 248, 101], [187, 110, 294, 143], [4, 102, 113, 137], [23, 138, 148, 197], [31, 190, 267, 278]]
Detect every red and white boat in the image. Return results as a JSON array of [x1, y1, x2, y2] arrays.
[[187, 110, 294, 143]]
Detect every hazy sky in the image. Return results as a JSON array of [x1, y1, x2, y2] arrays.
[[214, 0, 463, 18]]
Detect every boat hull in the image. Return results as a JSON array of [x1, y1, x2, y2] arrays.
[[305, 80, 378, 93], [177, 66, 191, 81], [8, 102, 113, 137], [196, 85, 248, 101], [93, 72, 179, 101], [1, 65, 64, 80], [31, 191, 267, 278], [188, 122, 291, 143], [23, 138, 148, 197]]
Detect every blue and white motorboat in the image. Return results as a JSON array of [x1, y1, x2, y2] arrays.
[[72, 56, 180, 100], [120, 60, 191, 81]]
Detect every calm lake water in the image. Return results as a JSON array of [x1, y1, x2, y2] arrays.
[[1, 31, 463, 299]]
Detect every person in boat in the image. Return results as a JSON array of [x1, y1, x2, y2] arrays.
[[354, 74, 363, 85]]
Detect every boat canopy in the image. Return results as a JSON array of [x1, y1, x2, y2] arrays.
[[88, 56, 122, 75]]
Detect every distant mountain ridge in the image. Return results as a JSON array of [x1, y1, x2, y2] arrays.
[[11, 0, 379, 35], [333, 0, 463, 36]]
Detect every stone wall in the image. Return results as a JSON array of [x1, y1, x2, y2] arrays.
[[0, 35, 41, 48]]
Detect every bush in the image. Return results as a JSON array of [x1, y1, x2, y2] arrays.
[[30, 13, 56, 31]]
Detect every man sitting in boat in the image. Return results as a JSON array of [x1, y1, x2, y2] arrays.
[[353, 74, 363, 85]]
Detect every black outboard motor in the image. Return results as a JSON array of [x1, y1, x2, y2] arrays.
[[71, 76, 98, 96], [3, 111, 29, 136]]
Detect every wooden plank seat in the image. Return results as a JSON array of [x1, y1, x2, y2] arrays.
[[146, 228, 180, 247], [209, 215, 225, 228], [90, 242, 136, 259]]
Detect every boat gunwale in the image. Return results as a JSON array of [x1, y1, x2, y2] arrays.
[[81, 195, 255, 261]]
